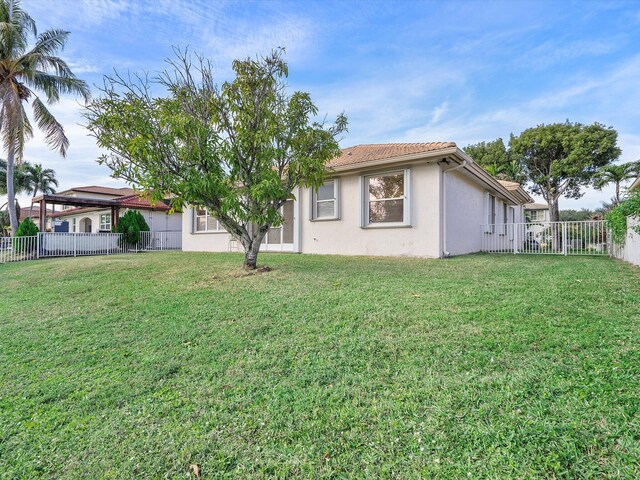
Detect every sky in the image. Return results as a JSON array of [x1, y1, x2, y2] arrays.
[[6, 0, 640, 210]]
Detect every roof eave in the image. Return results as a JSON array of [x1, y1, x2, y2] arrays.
[[452, 149, 532, 205], [328, 146, 458, 173]]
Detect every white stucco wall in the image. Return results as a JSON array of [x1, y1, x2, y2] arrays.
[[444, 171, 525, 256], [299, 162, 442, 258], [181, 207, 234, 252], [613, 216, 640, 267]]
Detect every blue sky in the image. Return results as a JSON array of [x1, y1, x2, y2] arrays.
[[9, 0, 640, 209]]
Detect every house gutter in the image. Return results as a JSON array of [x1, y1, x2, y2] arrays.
[[440, 159, 468, 257]]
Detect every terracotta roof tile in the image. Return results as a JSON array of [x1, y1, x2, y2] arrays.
[[524, 202, 549, 210], [497, 180, 521, 191], [116, 194, 170, 211], [61, 185, 135, 196], [328, 142, 457, 168]]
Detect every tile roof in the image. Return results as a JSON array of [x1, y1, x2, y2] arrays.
[[61, 185, 135, 196], [328, 142, 457, 168], [524, 202, 549, 210], [116, 194, 170, 211], [50, 207, 102, 218], [497, 180, 522, 191], [19, 208, 53, 222], [50, 193, 170, 217]]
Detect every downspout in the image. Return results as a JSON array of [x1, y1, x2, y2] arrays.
[[441, 159, 468, 257]]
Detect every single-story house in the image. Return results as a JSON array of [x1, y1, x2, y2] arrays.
[[630, 175, 640, 191], [49, 186, 182, 233], [181, 142, 533, 258]]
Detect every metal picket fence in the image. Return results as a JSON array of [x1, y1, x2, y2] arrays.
[[481, 220, 610, 256], [0, 231, 182, 264]]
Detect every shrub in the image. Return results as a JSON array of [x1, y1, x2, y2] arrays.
[[16, 217, 39, 237], [114, 210, 149, 245], [14, 217, 39, 253], [606, 190, 640, 244]]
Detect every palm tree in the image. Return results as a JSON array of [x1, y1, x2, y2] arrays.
[[25, 162, 57, 217], [594, 161, 640, 205], [0, 0, 90, 235]]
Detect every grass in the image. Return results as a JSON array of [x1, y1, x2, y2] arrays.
[[1, 252, 639, 478]]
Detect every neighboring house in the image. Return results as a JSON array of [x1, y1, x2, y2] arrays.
[[50, 186, 181, 233], [631, 175, 640, 191], [181, 142, 532, 258], [524, 202, 550, 243]]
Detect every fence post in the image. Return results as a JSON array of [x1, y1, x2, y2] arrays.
[[562, 223, 567, 256], [513, 224, 518, 255], [74, 233, 77, 257], [36, 233, 40, 259]]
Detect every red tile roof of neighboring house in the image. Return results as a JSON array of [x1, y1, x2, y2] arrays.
[[50, 207, 103, 218], [58, 185, 135, 196], [116, 194, 170, 211], [19, 208, 53, 222], [50, 193, 170, 217], [329, 142, 457, 168]]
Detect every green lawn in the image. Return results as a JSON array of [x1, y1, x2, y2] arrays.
[[1, 252, 639, 478]]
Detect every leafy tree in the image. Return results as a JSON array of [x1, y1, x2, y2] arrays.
[[463, 138, 526, 184], [114, 210, 149, 246], [559, 208, 600, 221], [510, 121, 620, 224], [25, 163, 58, 217], [0, 0, 90, 236], [606, 190, 640, 244], [85, 49, 347, 269], [593, 161, 640, 205]]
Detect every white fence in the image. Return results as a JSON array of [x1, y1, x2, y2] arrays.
[[0, 231, 182, 264], [481, 221, 610, 256]]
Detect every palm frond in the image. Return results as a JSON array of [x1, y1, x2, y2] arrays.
[[31, 96, 68, 156], [31, 28, 68, 57], [23, 69, 90, 103]]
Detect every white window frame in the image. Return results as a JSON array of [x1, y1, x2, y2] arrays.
[[501, 202, 508, 235], [361, 169, 411, 228], [310, 179, 340, 221], [509, 206, 516, 241], [485, 193, 496, 234], [193, 207, 226, 233], [71, 218, 77, 233], [529, 210, 545, 221], [100, 213, 111, 231]]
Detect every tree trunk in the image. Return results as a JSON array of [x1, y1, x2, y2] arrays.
[[548, 199, 561, 251], [6, 145, 18, 236], [241, 226, 269, 270], [615, 182, 620, 205], [243, 242, 261, 270]]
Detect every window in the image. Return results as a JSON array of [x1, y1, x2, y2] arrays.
[[509, 206, 516, 241], [363, 170, 410, 227], [100, 213, 111, 231], [529, 210, 545, 221], [501, 202, 508, 235], [71, 218, 77, 233], [311, 179, 339, 220], [194, 208, 226, 232], [485, 194, 496, 233]]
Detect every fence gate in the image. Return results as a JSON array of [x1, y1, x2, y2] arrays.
[[481, 220, 610, 256]]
